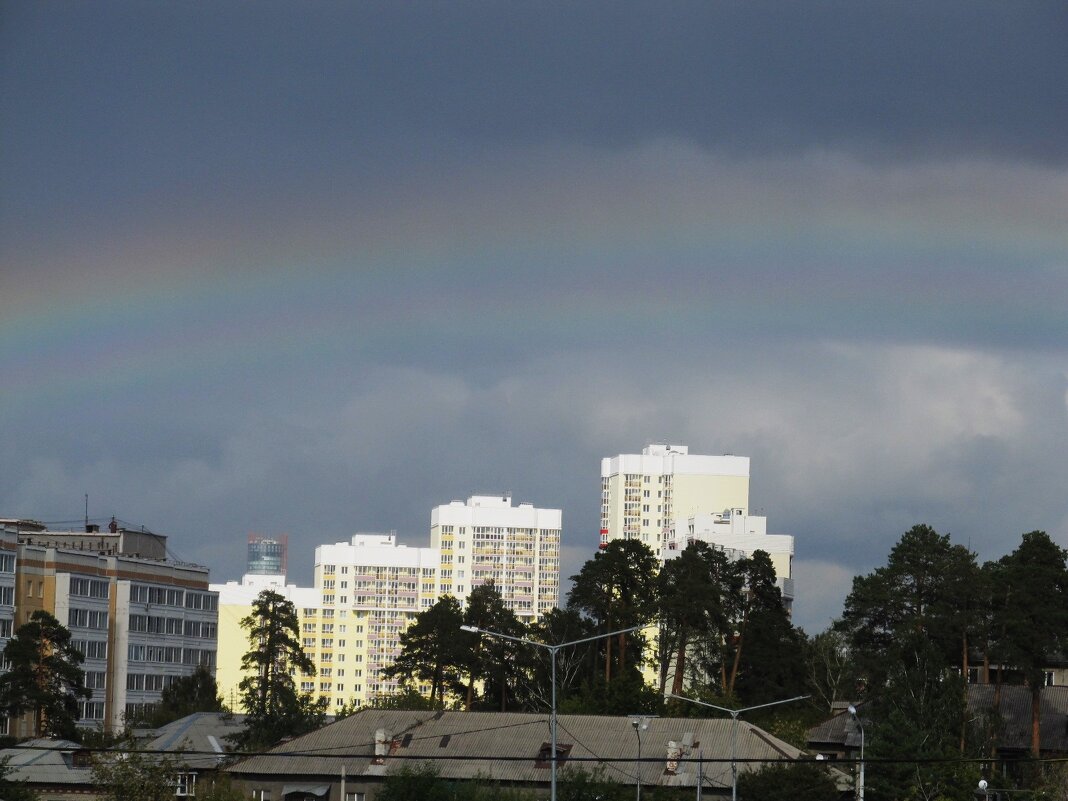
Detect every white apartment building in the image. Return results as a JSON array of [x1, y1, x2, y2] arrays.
[[215, 497, 562, 711], [430, 495, 561, 623], [216, 533, 438, 713], [600, 443, 751, 550], [313, 533, 440, 704], [663, 510, 795, 610], [601, 444, 794, 605]]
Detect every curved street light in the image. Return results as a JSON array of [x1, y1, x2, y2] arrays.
[[629, 714, 656, 801], [461, 623, 640, 801], [666, 692, 809, 801]]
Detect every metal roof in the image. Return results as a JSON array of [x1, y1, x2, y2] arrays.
[[0, 738, 93, 786], [227, 710, 811, 789], [139, 711, 249, 770]]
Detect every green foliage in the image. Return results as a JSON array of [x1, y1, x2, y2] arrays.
[[511, 608, 596, 713], [366, 686, 448, 711], [837, 524, 981, 690], [91, 747, 182, 801], [128, 665, 224, 728], [864, 633, 978, 801], [0, 610, 91, 738], [194, 774, 251, 801], [568, 539, 659, 683], [377, 762, 454, 801], [234, 589, 324, 750], [461, 581, 527, 711], [560, 673, 664, 716], [556, 766, 629, 801], [0, 757, 37, 801], [991, 531, 1068, 756], [732, 550, 809, 705], [736, 761, 841, 801], [804, 628, 860, 714], [383, 595, 466, 704], [378, 763, 541, 801], [658, 541, 739, 696]]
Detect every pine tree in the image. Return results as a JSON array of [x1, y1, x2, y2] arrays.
[[383, 595, 465, 704], [236, 589, 323, 749], [0, 610, 91, 738]]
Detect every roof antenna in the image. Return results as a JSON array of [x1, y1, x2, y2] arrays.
[[84, 493, 89, 529]]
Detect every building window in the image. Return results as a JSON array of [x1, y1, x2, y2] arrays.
[[252, 791, 271, 801]]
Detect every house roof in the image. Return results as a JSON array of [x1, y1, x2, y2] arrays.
[[806, 686, 1068, 756], [806, 707, 864, 750], [0, 738, 93, 786], [969, 684, 1068, 753], [138, 712, 249, 770], [227, 710, 814, 790]]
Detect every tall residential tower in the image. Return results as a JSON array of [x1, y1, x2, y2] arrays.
[[600, 443, 794, 609]]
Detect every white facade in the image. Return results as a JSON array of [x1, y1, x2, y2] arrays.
[[430, 495, 561, 623], [600, 443, 751, 550], [214, 497, 562, 710], [601, 444, 794, 608], [663, 510, 795, 609], [313, 533, 441, 702]]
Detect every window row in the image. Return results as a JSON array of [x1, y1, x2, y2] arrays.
[[70, 577, 110, 599], [129, 585, 185, 606], [73, 639, 107, 660], [70, 609, 108, 629]]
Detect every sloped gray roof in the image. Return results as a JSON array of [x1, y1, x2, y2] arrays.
[[806, 707, 864, 750], [227, 710, 811, 790], [0, 738, 93, 786], [139, 712, 249, 770], [969, 684, 1068, 753]]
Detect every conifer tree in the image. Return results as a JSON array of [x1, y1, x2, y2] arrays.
[[0, 610, 90, 738]]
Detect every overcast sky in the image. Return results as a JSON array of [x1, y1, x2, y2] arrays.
[[3, 2, 1067, 633]]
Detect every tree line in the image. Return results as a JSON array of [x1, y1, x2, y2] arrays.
[[4, 524, 1068, 800], [381, 538, 806, 718]]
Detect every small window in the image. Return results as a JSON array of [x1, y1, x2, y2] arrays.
[[535, 742, 573, 768]]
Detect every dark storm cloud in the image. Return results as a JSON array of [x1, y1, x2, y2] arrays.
[[3, 1, 1066, 230]]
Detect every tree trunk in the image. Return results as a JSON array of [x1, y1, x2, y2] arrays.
[[671, 631, 688, 696], [1031, 681, 1042, 758], [604, 634, 612, 683], [960, 632, 969, 753], [465, 639, 483, 711]]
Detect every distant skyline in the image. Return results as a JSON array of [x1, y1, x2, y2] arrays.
[[3, 2, 1067, 633]]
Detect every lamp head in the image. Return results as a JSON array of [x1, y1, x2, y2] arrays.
[[978, 780, 988, 792], [848, 704, 858, 717], [459, 625, 480, 633]]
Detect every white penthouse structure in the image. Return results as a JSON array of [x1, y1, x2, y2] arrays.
[[600, 444, 794, 607]]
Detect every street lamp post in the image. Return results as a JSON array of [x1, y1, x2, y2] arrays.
[[629, 714, 656, 801], [461, 623, 640, 801], [666, 692, 809, 801], [848, 705, 864, 801]]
